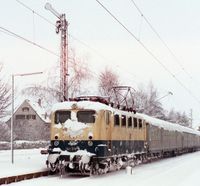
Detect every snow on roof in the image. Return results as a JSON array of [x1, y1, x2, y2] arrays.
[[3, 99, 50, 123], [51, 101, 113, 112], [27, 100, 50, 123], [52, 100, 200, 136], [137, 113, 200, 135]]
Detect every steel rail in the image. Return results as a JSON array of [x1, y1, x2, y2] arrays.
[[0, 170, 50, 185]]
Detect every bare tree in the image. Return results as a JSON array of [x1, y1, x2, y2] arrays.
[[98, 67, 120, 97], [135, 82, 165, 119], [68, 49, 91, 98], [135, 82, 190, 125], [166, 109, 190, 126], [0, 122, 10, 141], [22, 49, 91, 105], [0, 64, 11, 119]]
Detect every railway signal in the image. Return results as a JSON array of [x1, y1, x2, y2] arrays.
[[45, 3, 69, 102]]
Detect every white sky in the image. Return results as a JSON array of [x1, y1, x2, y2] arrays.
[[1, 0, 200, 127]]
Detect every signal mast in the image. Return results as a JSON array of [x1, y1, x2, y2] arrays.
[[45, 3, 68, 102]]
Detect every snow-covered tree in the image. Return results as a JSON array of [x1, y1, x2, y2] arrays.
[[68, 49, 91, 98], [22, 49, 91, 106], [0, 64, 11, 119], [98, 67, 120, 97], [178, 112, 190, 126], [166, 109, 190, 126], [134, 82, 165, 119], [0, 122, 10, 141]]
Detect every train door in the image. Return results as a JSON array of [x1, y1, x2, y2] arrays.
[[105, 111, 112, 154], [145, 123, 150, 152], [161, 128, 164, 151]]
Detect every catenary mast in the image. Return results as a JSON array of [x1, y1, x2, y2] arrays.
[[45, 3, 68, 101]]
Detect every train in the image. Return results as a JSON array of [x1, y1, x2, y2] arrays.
[[43, 96, 200, 175]]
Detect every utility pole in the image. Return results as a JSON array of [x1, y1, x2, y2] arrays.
[[189, 109, 193, 128], [45, 3, 68, 102], [11, 72, 43, 164]]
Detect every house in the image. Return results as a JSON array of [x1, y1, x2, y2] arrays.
[[6, 99, 51, 141]]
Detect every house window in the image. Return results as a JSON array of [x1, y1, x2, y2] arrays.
[[31, 115, 36, 120], [121, 115, 126, 127], [16, 115, 26, 120], [26, 115, 31, 120], [22, 107, 29, 112]]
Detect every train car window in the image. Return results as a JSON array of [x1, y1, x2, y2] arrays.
[[128, 117, 132, 128], [133, 117, 137, 128], [105, 111, 110, 125], [114, 114, 120, 126], [121, 115, 126, 127], [55, 111, 71, 124], [77, 110, 95, 123], [139, 119, 142, 128]]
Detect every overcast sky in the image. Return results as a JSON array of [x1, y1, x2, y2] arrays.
[[1, 0, 200, 127]]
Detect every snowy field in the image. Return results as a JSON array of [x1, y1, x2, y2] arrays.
[[0, 149, 48, 178], [1, 149, 200, 186]]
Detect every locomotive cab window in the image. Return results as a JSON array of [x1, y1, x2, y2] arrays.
[[114, 114, 120, 126], [77, 110, 95, 123], [55, 111, 71, 124], [121, 115, 126, 127]]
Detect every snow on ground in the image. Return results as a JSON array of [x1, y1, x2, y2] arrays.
[[1, 149, 200, 186], [0, 149, 47, 178]]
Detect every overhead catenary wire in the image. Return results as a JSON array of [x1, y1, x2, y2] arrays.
[[0, 26, 59, 57], [15, 0, 99, 79], [130, 0, 194, 80], [95, 0, 200, 105], [15, 0, 190, 97], [32, 10, 36, 41], [14, 0, 141, 86], [15, 0, 55, 26], [69, 34, 140, 83], [14, 0, 197, 97]]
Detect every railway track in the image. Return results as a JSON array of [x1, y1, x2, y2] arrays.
[[0, 152, 193, 185], [0, 170, 50, 185]]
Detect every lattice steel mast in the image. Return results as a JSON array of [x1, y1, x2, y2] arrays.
[[45, 3, 68, 101]]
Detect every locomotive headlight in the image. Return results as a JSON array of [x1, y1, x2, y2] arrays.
[[55, 135, 58, 140], [88, 132, 93, 140], [54, 140, 59, 147]]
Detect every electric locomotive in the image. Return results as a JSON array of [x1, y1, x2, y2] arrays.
[[43, 95, 200, 175], [44, 96, 147, 175]]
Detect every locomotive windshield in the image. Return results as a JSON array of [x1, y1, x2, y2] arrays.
[[55, 111, 71, 124], [77, 110, 95, 123]]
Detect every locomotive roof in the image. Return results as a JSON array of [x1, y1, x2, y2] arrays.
[[51, 100, 113, 112], [52, 100, 200, 136]]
